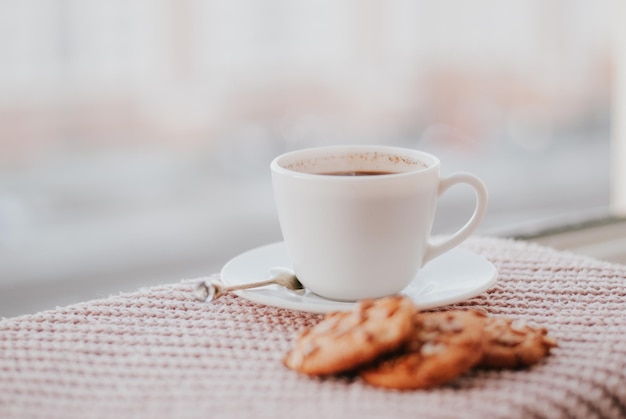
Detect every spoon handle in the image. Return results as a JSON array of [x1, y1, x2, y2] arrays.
[[194, 277, 277, 302], [222, 277, 278, 292]]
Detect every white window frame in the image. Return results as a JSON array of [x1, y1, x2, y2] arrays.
[[612, 1, 626, 217]]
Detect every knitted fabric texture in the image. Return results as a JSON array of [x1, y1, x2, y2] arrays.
[[1, 237, 625, 419]]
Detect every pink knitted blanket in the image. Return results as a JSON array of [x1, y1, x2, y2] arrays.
[[1, 237, 625, 419]]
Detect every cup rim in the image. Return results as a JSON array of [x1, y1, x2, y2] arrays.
[[271, 145, 440, 179]]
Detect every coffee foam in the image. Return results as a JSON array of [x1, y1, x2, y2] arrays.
[[284, 152, 428, 174]]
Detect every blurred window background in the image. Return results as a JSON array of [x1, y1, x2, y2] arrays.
[[0, 0, 618, 316]]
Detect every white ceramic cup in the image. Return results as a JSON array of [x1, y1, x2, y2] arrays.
[[271, 145, 488, 301]]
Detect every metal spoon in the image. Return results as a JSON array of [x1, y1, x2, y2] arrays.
[[194, 270, 304, 303]]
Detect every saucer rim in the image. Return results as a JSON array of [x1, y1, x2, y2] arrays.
[[220, 241, 497, 313]]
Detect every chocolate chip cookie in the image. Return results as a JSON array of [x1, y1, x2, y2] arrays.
[[478, 316, 558, 369], [360, 310, 486, 390], [283, 295, 416, 376]]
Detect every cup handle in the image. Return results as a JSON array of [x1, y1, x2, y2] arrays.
[[422, 172, 488, 265]]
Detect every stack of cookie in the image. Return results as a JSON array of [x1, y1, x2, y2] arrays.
[[283, 296, 557, 390]]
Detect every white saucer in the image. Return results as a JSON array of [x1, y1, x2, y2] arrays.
[[220, 242, 497, 314]]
